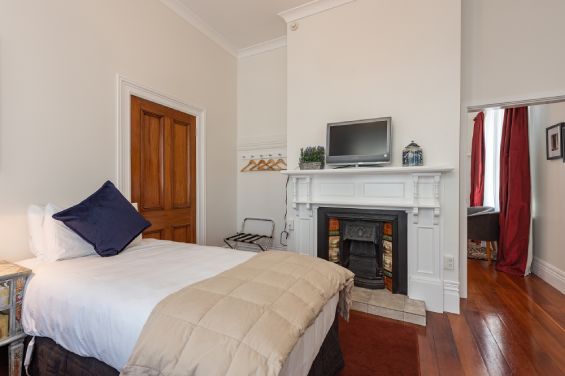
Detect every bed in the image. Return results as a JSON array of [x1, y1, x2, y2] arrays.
[[17, 239, 347, 375]]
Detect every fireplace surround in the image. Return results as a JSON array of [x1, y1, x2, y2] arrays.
[[317, 207, 407, 294], [282, 166, 456, 313]]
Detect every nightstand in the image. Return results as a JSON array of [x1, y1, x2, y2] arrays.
[[0, 261, 31, 376]]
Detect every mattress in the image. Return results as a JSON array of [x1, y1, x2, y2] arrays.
[[17, 240, 338, 375]]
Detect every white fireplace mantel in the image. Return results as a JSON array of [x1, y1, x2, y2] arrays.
[[282, 166, 456, 313], [282, 166, 453, 176]]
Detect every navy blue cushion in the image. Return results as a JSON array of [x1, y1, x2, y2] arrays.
[[53, 181, 151, 257]]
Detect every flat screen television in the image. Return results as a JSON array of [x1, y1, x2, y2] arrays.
[[326, 117, 391, 166]]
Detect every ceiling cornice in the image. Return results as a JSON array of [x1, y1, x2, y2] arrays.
[[159, 0, 238, 57], [278, 0, 356, 23], [238, 36, 287, 59]]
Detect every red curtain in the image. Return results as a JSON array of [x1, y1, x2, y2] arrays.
[[497, 107, 531, 275], [470, 112, 485, 207]]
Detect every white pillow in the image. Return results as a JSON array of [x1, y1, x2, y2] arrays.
[[27, 205, 46, 257], [42, 203, 96, 261]]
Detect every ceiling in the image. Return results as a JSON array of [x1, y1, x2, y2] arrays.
[[177, 0, 309, 50]]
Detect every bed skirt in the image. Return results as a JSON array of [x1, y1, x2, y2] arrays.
[[23, 313, 344, 376]]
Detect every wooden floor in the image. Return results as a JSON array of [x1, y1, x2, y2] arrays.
[[418, 259, 565, 376]]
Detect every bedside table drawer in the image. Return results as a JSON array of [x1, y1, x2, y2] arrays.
[[0, 280, 10, 310], [0, 309, 9, 340]]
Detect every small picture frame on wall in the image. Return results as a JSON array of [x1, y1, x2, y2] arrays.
[[546, 123, 563, 160]]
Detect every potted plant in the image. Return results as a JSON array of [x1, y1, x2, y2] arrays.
[[299, 146, 325, 170]]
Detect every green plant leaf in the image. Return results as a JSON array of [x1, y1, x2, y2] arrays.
[[299, 146, 325, 163]]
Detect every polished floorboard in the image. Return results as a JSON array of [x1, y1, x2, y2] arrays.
[[418, 259, 565, 376]]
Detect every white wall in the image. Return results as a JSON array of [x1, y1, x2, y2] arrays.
[[530, 102, 565, 292], [238, 48, 287, 146], [286, 0, 462, 312], [462, 0, 565, 106], [237, 48, 287, 248], [460, 0, 565, 296], [0, 0, 237, 261]]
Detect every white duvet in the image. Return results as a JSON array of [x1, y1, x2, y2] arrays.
[[18, 240, 337, 374]]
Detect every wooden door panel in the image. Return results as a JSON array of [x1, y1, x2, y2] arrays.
[[131, 95, 197, 243], [140, 110, 165, 211], [142, 208, 192, 229], [172, 224, 192, 243], [144, 230, 164, 240], [172, 120, 190, 209]]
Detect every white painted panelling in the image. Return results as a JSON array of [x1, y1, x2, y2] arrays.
[[417, 183, 435, 200], [319, 183, 355, 197], [296, 180, 311, 203], [416, 227, 434, 275], [408, 276, 444, 313], [284, 169, 449, 211], [238, 134, 286, 151], [363, 183, 405, 198], [239, 149, 286, 161], [285, 167, 453, 312], [294, 217, 314, 256], [443, 281, 460, 314]]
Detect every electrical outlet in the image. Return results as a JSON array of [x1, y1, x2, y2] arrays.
[[444, 255, 455, 270], [287, 219, 294, 231]]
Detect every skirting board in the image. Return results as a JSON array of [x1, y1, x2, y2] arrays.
[[443, 280, 460, 314], [532, 257, 565, 294], [408, 277, 460, 314]]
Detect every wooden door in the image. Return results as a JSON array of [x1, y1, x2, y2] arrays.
[[131, 95, 196, 243]]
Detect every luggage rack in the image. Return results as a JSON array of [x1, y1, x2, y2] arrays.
[[224, 218, 275, 252]]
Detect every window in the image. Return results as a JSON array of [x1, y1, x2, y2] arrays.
[[483, 109, 504, 210]]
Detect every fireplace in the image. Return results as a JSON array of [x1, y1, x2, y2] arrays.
[[282, 167, 455, 313], [318, 207, 407, 294]]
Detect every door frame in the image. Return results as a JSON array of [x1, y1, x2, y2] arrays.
[[460, 92, 565, 299], [116, 75, 206, 245]]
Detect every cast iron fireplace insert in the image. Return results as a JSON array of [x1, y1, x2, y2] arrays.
[[317, 207, 407, 295]]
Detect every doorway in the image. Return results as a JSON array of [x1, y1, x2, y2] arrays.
[[130, 95, 196, 242], [462, 96, 565, 295]]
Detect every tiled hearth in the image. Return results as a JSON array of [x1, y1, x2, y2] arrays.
[[351, 286, 427, 326]]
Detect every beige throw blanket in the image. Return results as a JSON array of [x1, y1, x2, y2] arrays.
[[121, 251, 354, 376]]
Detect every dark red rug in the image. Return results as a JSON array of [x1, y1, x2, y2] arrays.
[[0, 312, 420, 376], [339, 311, 420, 376]]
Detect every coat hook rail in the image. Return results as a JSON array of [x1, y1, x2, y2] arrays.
[[240, 152, 287, 172]]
